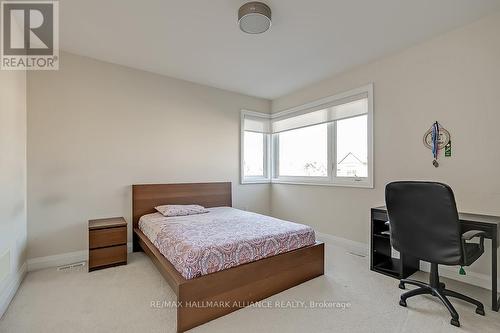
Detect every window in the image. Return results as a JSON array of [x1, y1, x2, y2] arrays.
[[241, 112, 270, 183], [243, 131, 265, 176], [240, 84, 373, 187], [336, 114, 368, 178], [277, 123, 328, 177]]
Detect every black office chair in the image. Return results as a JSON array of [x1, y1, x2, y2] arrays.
[[385, 181, 486, 327]]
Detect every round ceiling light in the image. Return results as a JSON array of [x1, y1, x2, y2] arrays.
[[238, 2, 272, 34]]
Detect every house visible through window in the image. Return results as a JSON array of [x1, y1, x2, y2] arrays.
[[336, 114, 368, 178]]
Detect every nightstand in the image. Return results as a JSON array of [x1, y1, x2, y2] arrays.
[[88, 217, 127, 271]]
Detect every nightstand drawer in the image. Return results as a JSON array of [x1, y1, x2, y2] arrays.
[[89, 245, 127, 270], [89, 226, 126, 249]]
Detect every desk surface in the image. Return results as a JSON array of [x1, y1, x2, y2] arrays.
[[373, 206, 500, 226]]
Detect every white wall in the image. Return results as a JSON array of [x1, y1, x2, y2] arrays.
[[271, 13, 500, 279], [25, 12, 500, 289], [27, 52, 271, 260], [0, 69, 27, 316]]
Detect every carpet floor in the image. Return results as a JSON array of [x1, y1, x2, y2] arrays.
[[1, 242, 499, 332]]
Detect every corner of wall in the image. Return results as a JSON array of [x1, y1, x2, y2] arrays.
[[0, 68, 28, 319], [0, 263, 27, 319]]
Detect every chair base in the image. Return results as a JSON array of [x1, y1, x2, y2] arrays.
[[398, 263, 485, 327]]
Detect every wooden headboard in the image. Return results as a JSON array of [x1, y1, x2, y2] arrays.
[[132, 182, 232, 228]]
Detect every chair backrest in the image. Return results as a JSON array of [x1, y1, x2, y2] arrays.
[[385, 181, 462, 265]]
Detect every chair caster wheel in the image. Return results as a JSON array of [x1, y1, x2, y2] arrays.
[[476, 307, 485, 316], [450, 318, 460, 327], [398, 282, 405, 290], [399, 299, 407, 307]]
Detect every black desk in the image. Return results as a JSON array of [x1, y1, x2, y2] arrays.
[[371, 206, 500, 311]]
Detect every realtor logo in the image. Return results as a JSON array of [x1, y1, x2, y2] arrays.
[[1, 1, 59, 70]]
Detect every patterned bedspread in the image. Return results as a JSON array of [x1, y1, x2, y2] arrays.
[[139, 207, 316, 279]]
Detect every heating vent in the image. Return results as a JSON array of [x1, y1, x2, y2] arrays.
[[57, 262, 86, 271], [346, 251, 366, 258]]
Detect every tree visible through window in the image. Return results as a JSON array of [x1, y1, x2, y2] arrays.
[[278, 123, 328, 177]]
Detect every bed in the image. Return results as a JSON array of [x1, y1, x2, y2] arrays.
[[132, 182, 324, 332]]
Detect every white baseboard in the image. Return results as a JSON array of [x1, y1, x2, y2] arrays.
[[27, 250, 88, 272], [316, 231, 368, 256], [419, 261, 500, 291], [27, 242, 133, 272], [0, 262, 27, 319], [316, 232, 499, 291], [25, 236, 500, 292]]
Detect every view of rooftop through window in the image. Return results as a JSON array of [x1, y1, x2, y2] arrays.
[[336, 115, 368, 178]]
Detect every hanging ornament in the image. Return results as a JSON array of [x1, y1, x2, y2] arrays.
[[423, 121, 451, 168]]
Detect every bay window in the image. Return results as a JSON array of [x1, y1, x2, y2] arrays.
[[241, 84, 373, 187]]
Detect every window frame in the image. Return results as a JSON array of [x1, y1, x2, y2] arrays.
[[240, 84, 373, 188], [240, 110, 271, 184], [271, 84, 373, 188], [331, 114, 371, 187], [272, 123, 333, 184]]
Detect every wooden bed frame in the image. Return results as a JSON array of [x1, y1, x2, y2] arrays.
[[132, 182, 324, 332]]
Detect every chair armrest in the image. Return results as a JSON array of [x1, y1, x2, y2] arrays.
[[462, 230, 486, 241], [461, 230, 486, 252]]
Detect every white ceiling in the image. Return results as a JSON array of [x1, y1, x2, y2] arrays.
[[60, 0, 500, 99]]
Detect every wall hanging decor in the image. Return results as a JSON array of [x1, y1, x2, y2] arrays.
[[423, 121, 451, 168]]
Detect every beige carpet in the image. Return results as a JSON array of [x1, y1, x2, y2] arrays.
[[1, 242, 499, 332]]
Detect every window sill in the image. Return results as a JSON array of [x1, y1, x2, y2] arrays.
[[240, 179, 271, 185], [271, 180, 374, 189], [240, 178, 374, 189]]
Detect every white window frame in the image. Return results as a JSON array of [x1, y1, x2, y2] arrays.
[[271, 123, 333, 184], [240, 84, 373, 188], [240, 110, 271, 184], [271, 84, 374, 188]]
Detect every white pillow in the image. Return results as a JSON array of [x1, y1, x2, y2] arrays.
[[155, 204, 209, 217]]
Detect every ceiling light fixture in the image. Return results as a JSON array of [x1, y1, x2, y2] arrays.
[[238, 2, 272, 34]]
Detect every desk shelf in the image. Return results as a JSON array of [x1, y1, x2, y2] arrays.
[[370, 209, 419, 279], [374, 258, 402, 278]]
